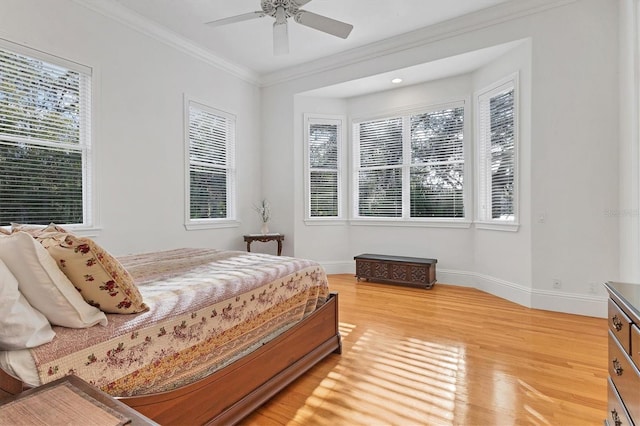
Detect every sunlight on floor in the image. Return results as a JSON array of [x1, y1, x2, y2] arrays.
[[293, 324, 465, 425], [518, 379, 553, 426]]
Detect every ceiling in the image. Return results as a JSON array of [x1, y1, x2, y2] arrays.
[[302, 40, 524, 98], [73, 0, 535, 96], [106, 0, 511, 76]]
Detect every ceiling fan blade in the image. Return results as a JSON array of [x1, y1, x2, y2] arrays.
[[204, 11, 265, 27], [273, 20, 289, 55], [294, 10, 353, 39], [293, 0, 313, 6]]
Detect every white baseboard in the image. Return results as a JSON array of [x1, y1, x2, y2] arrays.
[[531, 288, 607, 318], [440, 269, 607, 318], [319, 261, 355, 275], [439, 270, 534, 307], [319, 262, 608, 318]]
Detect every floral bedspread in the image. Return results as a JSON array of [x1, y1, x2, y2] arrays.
[[30, 248, 329, 397]]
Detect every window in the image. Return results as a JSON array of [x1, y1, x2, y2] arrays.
[[476, 76, 518, 228], [185, 99, 236, 228], [0, 42, 92, 227], [305, 114, 343, 219], [353, 102, 466, 221]]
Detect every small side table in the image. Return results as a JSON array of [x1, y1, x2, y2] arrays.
[[244, 233, 285, 256]]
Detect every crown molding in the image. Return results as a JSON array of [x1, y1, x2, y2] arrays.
[[260, 0, 577, 87], [70, 0, 260, 86], [71, 0, 576, 89]]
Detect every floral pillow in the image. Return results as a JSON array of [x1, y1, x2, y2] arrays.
[[0, 232, 107, 328], [36, 232, 148, 314]]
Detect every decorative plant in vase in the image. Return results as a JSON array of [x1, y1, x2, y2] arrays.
[[254, 199, 271, 234]]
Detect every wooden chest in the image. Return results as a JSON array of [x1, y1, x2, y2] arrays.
[[354, 254, 437, 289]]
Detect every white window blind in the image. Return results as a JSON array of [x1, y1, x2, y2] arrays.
[[356, 117, 403, 217], [187, 101, 236, 222], [307, 117, 341, 218], [477, 78, 517, 224], [410, 108, 465, 218], [0, 44, 92, 227], [354, 104, 465, 220]]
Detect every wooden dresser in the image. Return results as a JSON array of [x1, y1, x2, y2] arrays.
[[604, 281, 640, 426]]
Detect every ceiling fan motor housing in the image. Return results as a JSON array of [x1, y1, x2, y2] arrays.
[[261, 0, 299, 20]]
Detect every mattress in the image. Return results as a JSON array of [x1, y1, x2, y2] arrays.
[[0, 248, 329, 396]]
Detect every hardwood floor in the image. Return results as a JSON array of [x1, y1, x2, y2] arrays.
[[240, 274, 608, 426]]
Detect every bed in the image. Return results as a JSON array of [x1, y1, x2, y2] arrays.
[[0, 244, 341, 425]]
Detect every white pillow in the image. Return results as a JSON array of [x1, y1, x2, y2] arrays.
[[0, 258, 56, 350], [0, 232, 107, 328]]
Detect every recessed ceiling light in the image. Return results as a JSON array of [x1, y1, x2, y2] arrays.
[[391, 78, 403, 84]]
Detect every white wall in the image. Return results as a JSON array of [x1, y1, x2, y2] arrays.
[[528, 0, 618, 315], [0, 0, 263, 255], [619, 0, 640, 282], [263, 0, 618, 317], [471, 41, 533, 306], [0, 0, 620, 317]]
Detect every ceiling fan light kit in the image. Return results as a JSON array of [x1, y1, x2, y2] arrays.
[[205, 0, 353, 56]]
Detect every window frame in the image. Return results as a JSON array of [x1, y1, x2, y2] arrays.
[[474, 73, 520, 231], [304, 113, 346, 223], [350, 100, 471, 228], [183, 96, 238, 230], [0, 39, 96, 231]]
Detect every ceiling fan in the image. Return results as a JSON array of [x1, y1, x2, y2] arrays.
[[205, 0, 354, 56]]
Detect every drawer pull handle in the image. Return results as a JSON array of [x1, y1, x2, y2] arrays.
[[612, 315, 623, 331], [612, 358, 624, 376], [611, 408, 622, 426]]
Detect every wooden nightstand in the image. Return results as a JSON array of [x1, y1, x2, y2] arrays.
[[0, 375, 157, 425]]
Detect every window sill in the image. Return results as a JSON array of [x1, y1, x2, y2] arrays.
[[65, 226, 103, 238], [349, 219, 472, 229], [304, 218, 349, 226], [475, 221, 520, 232], [185, 220, 241, 231]]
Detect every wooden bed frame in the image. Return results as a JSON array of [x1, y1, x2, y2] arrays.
[[0, 292, 341, 425]]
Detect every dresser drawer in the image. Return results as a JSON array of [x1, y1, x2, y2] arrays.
[[608, 377, 633, 426], [609, 330, 640, 421], [609, 299, 632, 354], [632, 325, 640, 369]]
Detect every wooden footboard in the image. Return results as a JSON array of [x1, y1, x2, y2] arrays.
[[123, 291, 341, 425], [0, 292, 341, 425]]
